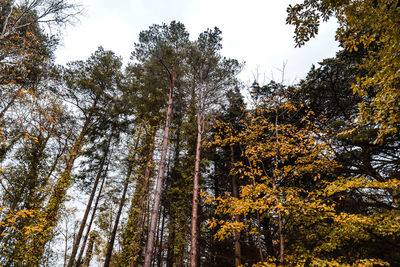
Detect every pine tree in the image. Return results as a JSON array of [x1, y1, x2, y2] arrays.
[[187, 27, 241, 267], [29, 47, 123, 264], [133, 21, 190, 267]]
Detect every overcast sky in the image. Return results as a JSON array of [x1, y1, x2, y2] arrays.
[[55, 0, 340, 86]]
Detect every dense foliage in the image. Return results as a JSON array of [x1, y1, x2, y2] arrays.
[[0, 0, 399, 266]]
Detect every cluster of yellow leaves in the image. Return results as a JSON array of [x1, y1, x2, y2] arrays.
[[23, 132, 39, 143], [337, 0, 400, 140], [207, 94, 400, 265], [342, 33, 376, 53], [0, 207, 39, 235], [323, 177, 400, 197], [207, 100, 339, 243]]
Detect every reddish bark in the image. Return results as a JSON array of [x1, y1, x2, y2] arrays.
[[190, 115, 203, 267], [143, 72, 175, 267]]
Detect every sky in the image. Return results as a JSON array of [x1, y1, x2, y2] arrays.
[[55, 0, 340, 86]]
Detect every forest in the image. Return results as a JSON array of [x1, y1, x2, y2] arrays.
[[0, 0, 399, 266]]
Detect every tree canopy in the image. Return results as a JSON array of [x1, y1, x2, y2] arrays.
[[0, 1, 399, 266]]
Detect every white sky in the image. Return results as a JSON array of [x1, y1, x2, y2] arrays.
[[55, 0, 340, 86]]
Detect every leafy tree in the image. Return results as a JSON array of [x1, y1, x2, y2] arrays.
[[165, 93, 197, 267], [201, 86, 246, 267], [0, 36, 71, 265], [118, 57, 166, 266], [207, 83, 336, 265], [133, 21, 190, 267], [293, 49, 400, 266], [0, 0, 78, 124], [0, 0, 78, 42], [208, 78, 400, 265], [286, 0, 400, 139], [29, 47, 123, 264], [187, 27, 241, 267]]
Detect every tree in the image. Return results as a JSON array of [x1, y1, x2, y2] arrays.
[[187, 27, 241, 267], [202, 86, 246, 266], [208, 79, 400, 265], [286, 0, 400, 140], [118, 56, 167, 266], [207, 83, 337, 265], [0, 58, 72, 265], [29, 47, 123, 264], [0, 0, 78, 123], [134, 21, 190, 267], [290, 49, 400, 265], [165, 93, 197, 267], [67, 135, 112, 267], [103, 127, 142, 267], [0, 0, 79, 42]]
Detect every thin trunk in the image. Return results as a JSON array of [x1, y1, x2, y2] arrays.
[[0, 91, 19, 120], [45, 149, 63, 183], [103, 132, 142, 267], [240, 144, 264, 263], [278, 212, 284, 265], [45, 135, 69, 188], [32, 98, 98, 262], [261, 217, 275, 257], [190, 115, 203, 267], [165, 119, 182, 267], [153, 205, 163, 267], [103, 165, 132, 267], [166, 221, 175, 267], [256, 212, 264, 262], [67, 142, 110, 267], [275, 110, 284, 265], [76, 166, 107, 267], [230, 145, 241, 267], [82, 233, 95, 267], [143, 72, 175, 267], [157, 206, 166, 267], [122, 127, 155, 267], [127, 155, 153, 267], [64, 221, 68, 267]]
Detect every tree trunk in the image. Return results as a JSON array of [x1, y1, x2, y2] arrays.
[[190, 114, 203, 267], [67, 141, 110, 267], [103, 132, 142, 267], [230, 145, 241, 267], [275, 111, 284, 265], [143, 73, 175, 267], [82, 233, 95, 267], [166, 220, 175, 267], [64, 220, 69, 267], [153, 205, 163, 267], [157, 206, 166, 267], [76, 164, 107, 267], [128, 154, 153, 267], [31, 98, 98, 263], [261, 217, 275, 257], [278, 212, 284, 265], [120, 126, 156, 267], [0, 90, 19, 120], [256, 213, 264, 262], [103, 165, 132, 267]]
